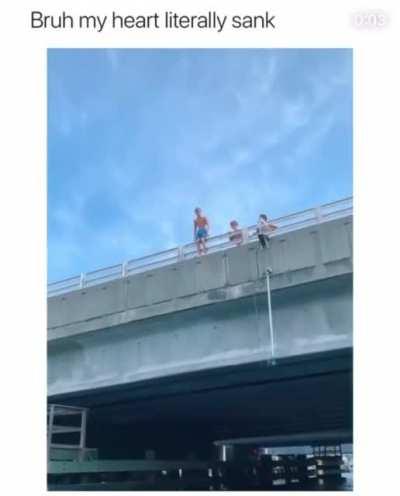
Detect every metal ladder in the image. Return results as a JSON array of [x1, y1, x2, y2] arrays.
[[47, 404, 89, 461]]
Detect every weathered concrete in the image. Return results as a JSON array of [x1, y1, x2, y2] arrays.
[[48, 216, 352, 398], [48, 216, 352, 339]]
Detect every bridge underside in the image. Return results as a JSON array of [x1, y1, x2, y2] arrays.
[[48, 348, 352, 460]]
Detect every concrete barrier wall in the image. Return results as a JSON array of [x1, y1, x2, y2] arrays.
[[48, 275, 352, 397], [48, 216, 353, 331], [48, 279, 126, 328]]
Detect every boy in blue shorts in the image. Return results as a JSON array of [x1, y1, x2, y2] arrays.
[[193, 207, 210, 255]]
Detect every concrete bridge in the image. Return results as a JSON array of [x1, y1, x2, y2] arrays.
[[48, 200, 353, 458]]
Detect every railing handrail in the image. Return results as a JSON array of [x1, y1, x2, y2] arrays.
[[322, 195, 353, 207], [48, 196, 353, 297], [126, 246, 179, 266], [85, 263, 122, 277], [47, 274, 81, 288]]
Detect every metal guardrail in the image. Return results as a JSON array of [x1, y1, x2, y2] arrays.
[[48, 196, 353, 297]]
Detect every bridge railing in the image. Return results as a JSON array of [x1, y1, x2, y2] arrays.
[[47, 196, 353, 297]]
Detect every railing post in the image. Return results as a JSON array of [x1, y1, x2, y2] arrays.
[[79, 273, 85, 289], [122, 262, 127, 277], [314, 206, 323, 223], [177, 246, 184, 262]]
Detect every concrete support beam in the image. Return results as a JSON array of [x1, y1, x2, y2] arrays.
[[48, 216, 352, 341]]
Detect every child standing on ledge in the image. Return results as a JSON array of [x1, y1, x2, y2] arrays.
[[256, 214, 277, 248], [193, 207, 210, 255], [229, 220, 244, 246]]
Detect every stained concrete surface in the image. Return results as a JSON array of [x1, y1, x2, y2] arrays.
[[48, 215, 353, 406]]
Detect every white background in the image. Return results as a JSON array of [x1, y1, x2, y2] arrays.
[[1, 0, 399, 494]]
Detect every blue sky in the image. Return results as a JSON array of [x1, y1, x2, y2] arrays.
[[48, 49, 352, 282]]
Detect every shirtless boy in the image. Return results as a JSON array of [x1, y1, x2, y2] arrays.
[[193, 207, 210, 255]]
